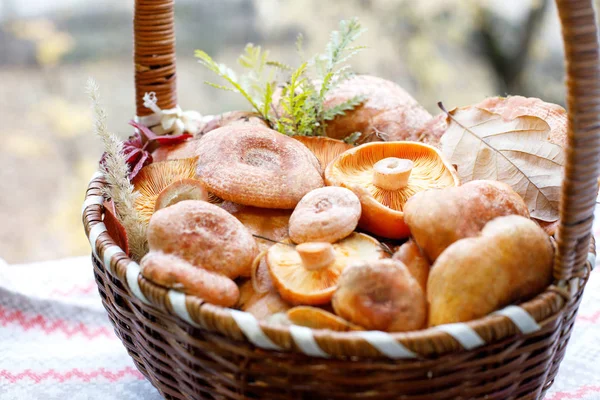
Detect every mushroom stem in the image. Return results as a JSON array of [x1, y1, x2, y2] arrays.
[[297, 242, 336, 271], [372, 157, 413, 190]]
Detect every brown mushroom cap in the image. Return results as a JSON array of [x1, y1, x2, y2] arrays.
[[266, 233, 388, 305], [325, 141, 459, 238], [404, 180, 530, 262], [293, 136, 352, 172], [152, 140, 199, 163], [132, 158, 199, 224], [289, 186, 361, 244], [195, 125, 324, 209], [219, 201, 292, 252], [332, 259, 427, 332], [140, 252, 239, 307], [427, 215, 554, 326], [147, 200, 257, 279], [323, 75, 433, 143]]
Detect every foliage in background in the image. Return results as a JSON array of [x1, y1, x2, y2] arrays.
[[196, 18, 367, 138]]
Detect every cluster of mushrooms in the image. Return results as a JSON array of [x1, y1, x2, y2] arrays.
[[132, 76, 556, 332]]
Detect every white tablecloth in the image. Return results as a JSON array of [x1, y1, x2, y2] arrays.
[[0, 254, 598, 400]]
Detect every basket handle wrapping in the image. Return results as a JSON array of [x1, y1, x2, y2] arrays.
[[132, 0, 600, 281], [554, 0, 600, 280], [134, 0, 177, 116]]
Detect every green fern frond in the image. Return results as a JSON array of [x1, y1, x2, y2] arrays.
[[323, 95, 366, 121], [195, 19, 366, 137], [203, 81, 237, 92], [266, 60, 293, 71], [195, 50, 262, 114]]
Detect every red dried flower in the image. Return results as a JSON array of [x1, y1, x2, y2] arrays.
[[100, 121, 192, 180]]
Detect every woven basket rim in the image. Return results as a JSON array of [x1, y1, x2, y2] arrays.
[[83, 176, 595, 359]]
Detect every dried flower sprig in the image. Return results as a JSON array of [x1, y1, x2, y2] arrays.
[[86, 78, 149, 261]]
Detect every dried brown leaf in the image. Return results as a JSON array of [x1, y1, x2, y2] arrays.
[[440, 105, 564, 222]]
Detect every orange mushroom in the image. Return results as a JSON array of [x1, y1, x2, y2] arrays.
[[220, 201, 292, 252], [266, 233, 388, 305], [289, 187, 361, 244], [325, 141, 459, 239], [195, 125, 324, 209], [287, 306, 362, 331], [293, 136, 352, 172], [237, 280, 291, 320], [132, 158, 199, 224]]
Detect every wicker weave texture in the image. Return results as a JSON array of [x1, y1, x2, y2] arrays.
[[82, 0, 600, 398], [134, 0, 177, 116]]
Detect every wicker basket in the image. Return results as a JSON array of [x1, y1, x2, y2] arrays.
[[83, 1, 600, 398]]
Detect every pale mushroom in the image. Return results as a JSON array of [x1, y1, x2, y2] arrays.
[[289, 187, 361, 244]]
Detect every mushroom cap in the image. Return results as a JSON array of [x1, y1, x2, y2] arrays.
[[147, 200, 257, 279], [140, 251, 239, 307], [392, 239, 430, 293], [287, 306, 363, 331], [332, 259, 427, 332], [195, 125, 324, 209], [427, 215, 554, 326], [293, 136, 352, 172], [219, 201, 292, 252], [325, 141, 459, 238], [154, 178, 209, 212], [404, 180, 530, 262], [289, 186, 361, 244], [266, 233, 388, 305], [152, 140, 199, 163], [323, 75, 433, 143], [132, 158, 199, 224], [237, 280, 291, 320], [200, 111, 268, 135]]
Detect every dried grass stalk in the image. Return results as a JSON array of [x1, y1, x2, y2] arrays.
[[86, 78, 148, 260]]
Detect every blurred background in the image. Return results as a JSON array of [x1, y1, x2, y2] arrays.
[[0, 0, 584, 263]]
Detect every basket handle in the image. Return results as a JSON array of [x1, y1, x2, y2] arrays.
[[554, 0, 600, 281], [134, 0, 177, 117], [132, 0, 600, 280]]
